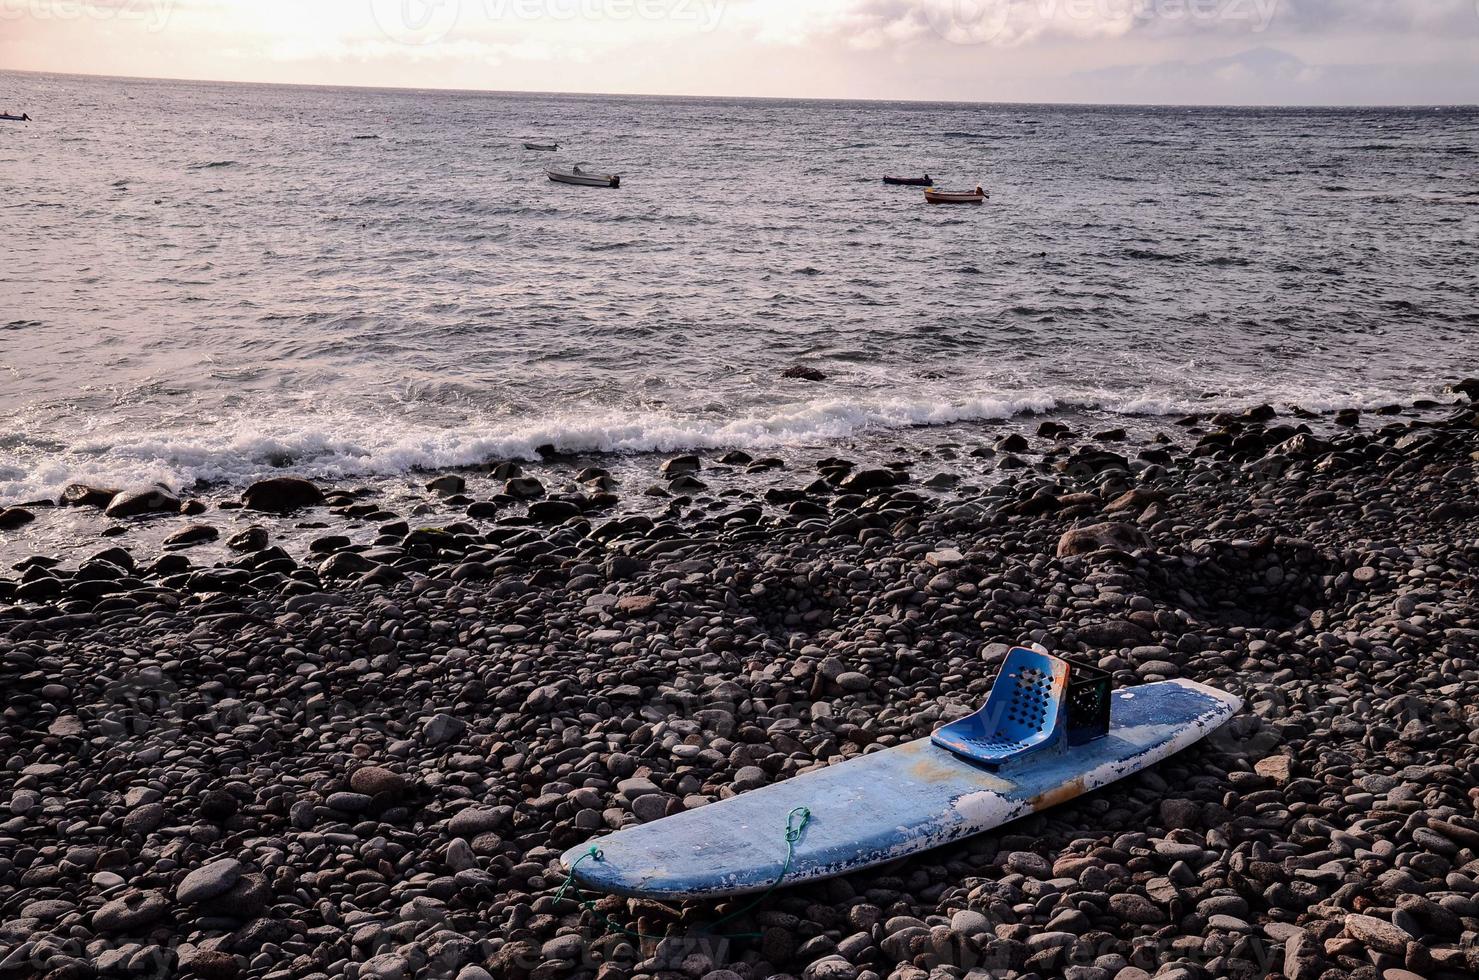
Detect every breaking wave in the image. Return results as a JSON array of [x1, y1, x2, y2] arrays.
[[0, 384, 1456, 503]]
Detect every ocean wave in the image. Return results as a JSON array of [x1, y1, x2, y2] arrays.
[[0, 395, 1043, 499], [5, 82, 1475, 513], [0, 387, 1456, 503]]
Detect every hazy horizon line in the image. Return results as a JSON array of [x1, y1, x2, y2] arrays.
[[5, 66, 1477, 112]]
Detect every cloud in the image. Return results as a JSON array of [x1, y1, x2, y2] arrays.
[[728, 0, 1263, 51], [261, 36, 563, 66], [1076, 44, 1309, 84], [732, 0, 1479, 50], [2, 0, 1475, 101], [1271, 0, 1479, 34], [1069, 43, 1478, 103]]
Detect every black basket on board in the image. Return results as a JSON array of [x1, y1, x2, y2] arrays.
[[1065, 659, 1112, 746]]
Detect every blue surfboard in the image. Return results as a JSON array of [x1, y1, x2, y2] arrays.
[[562, 678, 1240, 900]]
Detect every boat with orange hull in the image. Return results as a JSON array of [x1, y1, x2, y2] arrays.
[[925, 186, 987, 204]]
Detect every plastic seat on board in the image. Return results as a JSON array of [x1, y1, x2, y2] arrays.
[[932, 648, 1069, 767]]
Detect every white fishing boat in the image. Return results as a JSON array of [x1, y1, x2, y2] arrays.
[[546, 163, 620, 188], [523, 141, 558, 151], [925, 185, 988, 205]]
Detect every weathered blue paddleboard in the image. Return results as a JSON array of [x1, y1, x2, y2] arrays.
[[562, 679, 1240, 899]]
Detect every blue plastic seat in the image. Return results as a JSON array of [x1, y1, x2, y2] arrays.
[[932, 648, 1069, 767]]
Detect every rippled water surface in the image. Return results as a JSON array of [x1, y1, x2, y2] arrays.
[[2, 71, 1476, 499]]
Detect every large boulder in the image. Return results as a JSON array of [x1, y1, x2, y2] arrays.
[[528, 499, 581, 523], [426, 475, 465, 496], [92, 890, 168, 933], [503, 477, 545, 500], [839, 468, 900, 492], [1448, 377, 1479, 401], [1342, 914, 1413, 955], [242, 477, 325, 513], [164, 524, 219, 547], [349, 766, 408, 797], [59, 483, 118, 508], [176, 858, 242, 904], [1076, 619, 1152, 647], [318, 552, 377, 578], [180, 950, 242, 980], [198, 872, 270, 919], [0, 507, 35, 529], [1269, 432, 1330, 458], [104, 485, 181, 519], [447, 806, 508, 837], [1057, 522, 1148, 557], [227, 526, 269, 552], [1055, 448, 1130, 475]]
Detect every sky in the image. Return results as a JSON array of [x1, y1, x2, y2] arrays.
[[2, 0, 1477, 104]]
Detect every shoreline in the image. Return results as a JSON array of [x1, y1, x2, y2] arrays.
[[2, 391, 1478, 979], [1, 387, 1467, 525], [0, 393, 1467, 570]]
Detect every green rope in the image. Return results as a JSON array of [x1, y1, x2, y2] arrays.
[[704, 806, 811, 933], [551, 846, 604, 909], [553, 845, 659, 942], [551, 805, 813, 942]]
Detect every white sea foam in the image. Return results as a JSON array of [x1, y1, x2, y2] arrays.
[[0, 385, 1456, 503], [0, 395, 1047, 500], [4, 79, 1471, 512]]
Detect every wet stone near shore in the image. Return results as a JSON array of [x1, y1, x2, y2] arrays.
[[1, 392, 1479, 980]]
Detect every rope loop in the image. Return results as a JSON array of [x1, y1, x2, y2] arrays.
[[785, 806, 811, 843]]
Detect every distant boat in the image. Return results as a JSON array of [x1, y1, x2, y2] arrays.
[[883, 175, 931, 186], [524, 141, 558, 151], [1, 112, 30, 123], [547, 163, 620, 188], [925, 186, 987, 205]]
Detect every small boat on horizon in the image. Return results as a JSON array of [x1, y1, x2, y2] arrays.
[[523, 140, 558, 151], [925, 185, 987, 205], [547, 163, 620, 188], [883, 174, 931, 186], [1, 112, 31, 123]]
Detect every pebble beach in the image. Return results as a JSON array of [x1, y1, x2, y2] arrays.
[[4, 388, 1479, 980]]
